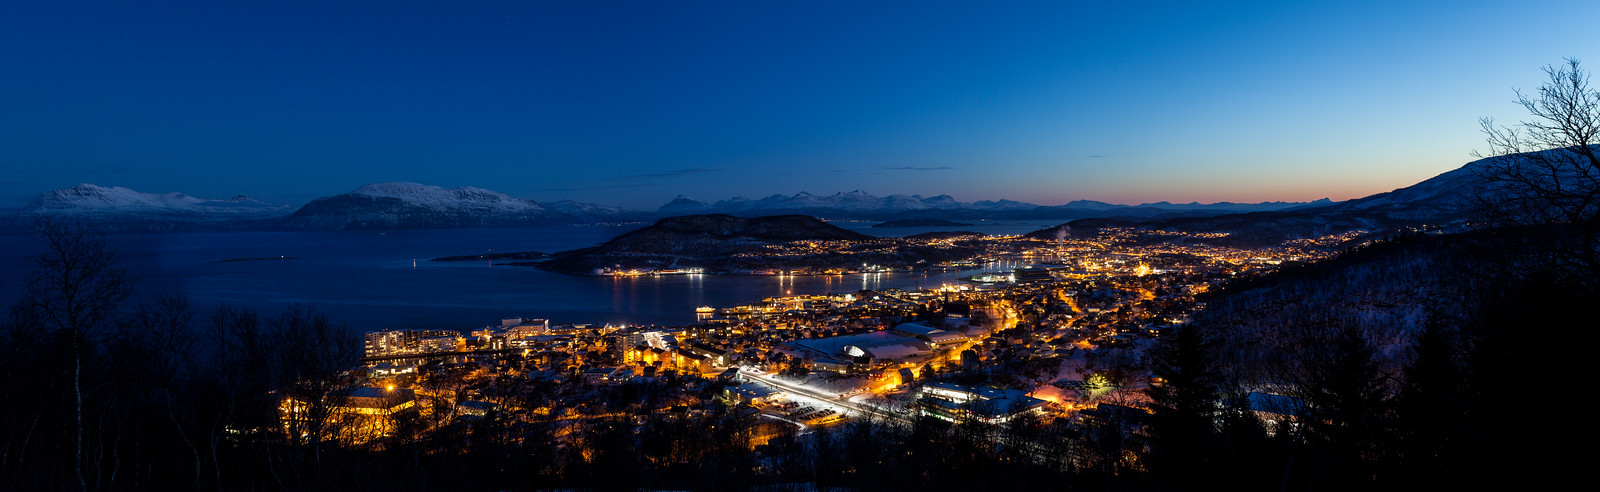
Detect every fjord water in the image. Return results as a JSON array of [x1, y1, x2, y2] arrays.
[[0, 220, 1060, 331]]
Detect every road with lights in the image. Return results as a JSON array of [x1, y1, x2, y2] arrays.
[[740, 368, 914, 425]]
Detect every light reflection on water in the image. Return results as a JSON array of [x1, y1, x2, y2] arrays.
[[0, 220, 1061, 331]]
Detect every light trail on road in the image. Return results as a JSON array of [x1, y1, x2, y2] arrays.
[[739, 369, 913, 425]]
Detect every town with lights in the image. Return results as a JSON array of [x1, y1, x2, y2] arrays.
[[338, 226, 1366, 451], [9, 4, 1598, 488]]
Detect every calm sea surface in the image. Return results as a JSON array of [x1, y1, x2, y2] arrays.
[[0, 220, 1061, 331]]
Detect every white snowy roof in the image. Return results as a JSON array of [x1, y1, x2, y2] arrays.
[[859, 342, 928, 360]]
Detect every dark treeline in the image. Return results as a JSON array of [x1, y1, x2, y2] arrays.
[[1138, 225, 1591, 490], [1, 221, 368, 490]]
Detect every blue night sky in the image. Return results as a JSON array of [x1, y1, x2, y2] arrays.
[[3, 1, 1597, 209]]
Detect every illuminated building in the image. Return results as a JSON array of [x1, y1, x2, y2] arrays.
[[916, 382, 1048, 424], [812, 358, 851, 373], [335, 387, 418, 416], [582, 367, 633, 384], [723, 383, 781, 405]]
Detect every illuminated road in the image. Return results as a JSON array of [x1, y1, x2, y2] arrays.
[[739, 368, 912, 425], [760, 413, 809, 432]]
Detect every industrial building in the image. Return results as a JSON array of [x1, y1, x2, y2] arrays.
[[916, 382, 1049, 424]]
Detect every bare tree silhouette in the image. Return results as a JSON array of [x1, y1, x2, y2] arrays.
[[1474, 58, 1600, 285], [23, 220, 130, 491]]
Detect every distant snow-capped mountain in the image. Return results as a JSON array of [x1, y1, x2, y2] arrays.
[[656, 190, 1027, 218], [655, 190, 1323, 220], [6, 182, 1340, 234], [658, 195, 714, 215], [344, 182, 549, 214], [9, 184, 291, 232], [20, 183, 286, 215], [542, 199, 637, 219], [281, 182, 644, 230]]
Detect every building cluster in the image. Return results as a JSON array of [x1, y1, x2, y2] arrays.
[[364, 329, 466, 358], [305, 224, 1357, 444], [617, 327, 722, 375], [364, 318, 623, 359]]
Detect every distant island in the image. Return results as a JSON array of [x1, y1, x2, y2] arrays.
[[902, 231, 986, 240], [537, 214, 982, 275], [871, 218, 973, 228]]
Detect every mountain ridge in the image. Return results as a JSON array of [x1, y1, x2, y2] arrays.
[[5, 156, 1487, 234], [8, 183, 290, 232], [655, 190, 1328, 219], [1024, 156, 1495, 246]]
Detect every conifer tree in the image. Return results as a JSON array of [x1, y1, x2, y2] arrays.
[[1144, 324, 1223, 487], [1395, 314, 1467, 489], [1304, 325, 1392, 488]]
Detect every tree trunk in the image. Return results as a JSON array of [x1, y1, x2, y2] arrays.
[[75, 340, 85, 492]]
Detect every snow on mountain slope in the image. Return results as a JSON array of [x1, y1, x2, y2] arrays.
[[7, 184, 291, 232], [970, 199, 1037, 211], [19, 184, 286, 216], [282, 183, 642, 230], [1329, 145, 1599, 217], [1028, 156, 1514, 246], [1335, 163, 1481, 215], [543, 199, 636, 218], [348, 182, 547, 213]]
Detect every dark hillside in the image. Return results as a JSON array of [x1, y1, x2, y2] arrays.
[[1192, 232, 1477, 379], [539, 214, 916, 274]]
